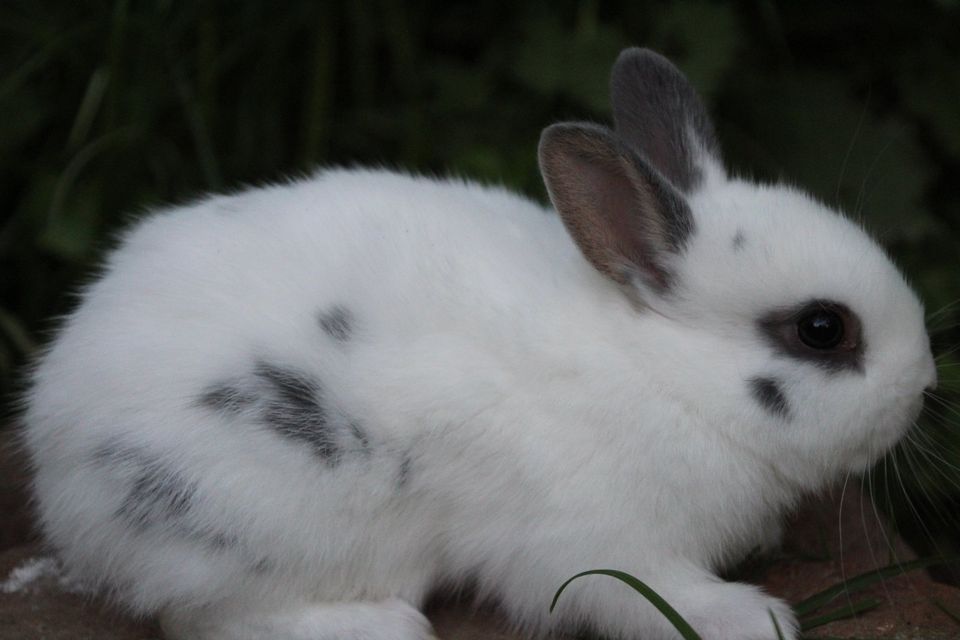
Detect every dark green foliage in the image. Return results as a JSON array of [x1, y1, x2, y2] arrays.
[[793, 555, 960, 628], [2, 0, 959, 559]]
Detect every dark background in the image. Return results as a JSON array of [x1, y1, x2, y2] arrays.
[[1, 0, 959, 571]]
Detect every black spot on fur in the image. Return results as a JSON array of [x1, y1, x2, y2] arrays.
[[199, 384, 257, 414], [349, 421, 371, 454], [250, 556, 275, 575], [749, 377, 790, 420], [319, 306, 353, 342], [199, 363, 371, 466], [397, 454, 412, 489], [95, 442, 248, 554], [732, 230, 746, 251], [255, 362, 340, 461], [97, 445, 197, 528]]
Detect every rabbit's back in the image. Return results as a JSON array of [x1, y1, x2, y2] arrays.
[[24, 168, 584, 613]]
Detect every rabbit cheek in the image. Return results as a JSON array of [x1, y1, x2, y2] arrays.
[[748, 376, 790, 420]]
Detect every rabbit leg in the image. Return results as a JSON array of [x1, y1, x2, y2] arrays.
[[159, 598, 437, 640], [668, 578, 798, 640]]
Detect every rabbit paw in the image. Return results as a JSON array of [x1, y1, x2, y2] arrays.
[[161, 597, 436, 640]]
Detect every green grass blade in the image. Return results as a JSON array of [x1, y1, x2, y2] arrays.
[[769, 609, 787, 640], [0, 307, 36, 355], [793, 555, 959, 616], [800, 598, 881, 631], [932, 599, 960, 626], [551, 569, 702, 640]]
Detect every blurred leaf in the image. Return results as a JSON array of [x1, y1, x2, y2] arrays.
[[0, 306, 35, 356], [38, 182, 103, 261], [897, 49, 960, 160], [512, 12, 626, 113], [723, 72, 935, 243], [650, 0, 743, 100]]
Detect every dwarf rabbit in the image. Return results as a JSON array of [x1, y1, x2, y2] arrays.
[[22, 48, 935, 640]]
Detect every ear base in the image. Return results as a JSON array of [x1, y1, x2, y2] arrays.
[[610, 47, 721, 193], [538, 122, 693, 294]]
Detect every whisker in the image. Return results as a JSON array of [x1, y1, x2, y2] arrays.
[[926, 298, 960, 324], [835, 91, 869, 208], [906, 430, 960, 480], [890, 451, 943, 553], [862, 471, 897, 607], [933, 343, 960, 361]]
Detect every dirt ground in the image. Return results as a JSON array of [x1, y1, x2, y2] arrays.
[[2, 429, 958, 640]]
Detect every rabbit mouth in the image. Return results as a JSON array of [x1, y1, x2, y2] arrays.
[[843, 400, 921, 473]]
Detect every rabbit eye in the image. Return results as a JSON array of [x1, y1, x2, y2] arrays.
[[757, 300, 864, 373], [797, 309, 844, 349]]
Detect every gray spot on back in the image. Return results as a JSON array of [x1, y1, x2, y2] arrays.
[[94, 442, 262, 561], [254, 362, 339, 461], [749, 377, 790, 420], [319, 306, 353, 342], [348, 421, 371, 455], [250, 556, 276, 575], [732, 230, 746, 251], [199, 363, 372, 467], [96, 443, 197, 529], [199, 385, 257, 414], [397, 453, 412, 489]]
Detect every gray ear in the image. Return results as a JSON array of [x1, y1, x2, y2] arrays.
[[538, 122, 693, 294], [610, 48, 721, 193]]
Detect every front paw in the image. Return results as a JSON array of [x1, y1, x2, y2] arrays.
[[685, 583, 797, 640]]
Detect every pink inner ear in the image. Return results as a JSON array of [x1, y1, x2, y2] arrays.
[[566, 154, 670, 289], [539, 123, 686, 293]]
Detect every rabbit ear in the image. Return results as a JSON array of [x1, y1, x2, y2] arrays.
[[538, 122, 693, 295], [610, 47, 722, 193]]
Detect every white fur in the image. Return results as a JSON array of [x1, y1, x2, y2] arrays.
[[22, 76, 934, 640]]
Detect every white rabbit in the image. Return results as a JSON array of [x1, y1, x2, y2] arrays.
[[22, 48, 935, 640]]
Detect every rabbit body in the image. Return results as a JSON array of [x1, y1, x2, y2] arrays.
[[22, 50, 935, 640]]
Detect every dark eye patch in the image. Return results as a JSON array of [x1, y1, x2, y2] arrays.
[[757, 300, 864, 373]]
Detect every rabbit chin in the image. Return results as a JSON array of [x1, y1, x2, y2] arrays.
[[843, 394, 925, 474]]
